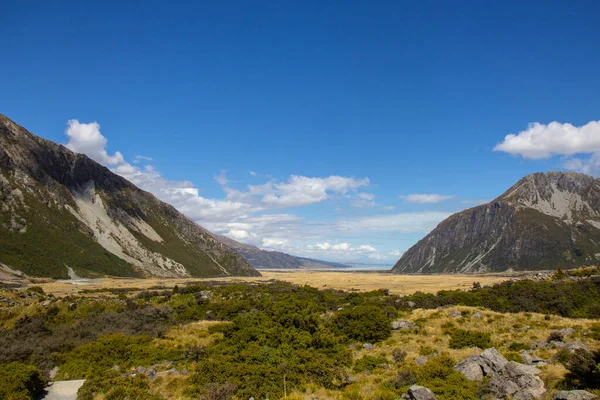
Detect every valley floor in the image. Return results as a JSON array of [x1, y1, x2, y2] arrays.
[[30, 270, 512, 296]]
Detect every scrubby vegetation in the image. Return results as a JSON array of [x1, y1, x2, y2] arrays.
[[0, 362, 46, 400], [0, 275, 599, 399], [398, 276, 600, 318]]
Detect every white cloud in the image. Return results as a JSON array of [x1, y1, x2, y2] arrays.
[[226, 229, 251, 240], [400, 194, 455, 204], [254, 175, 369, 208], [494, 120, 600, 176], [133, 155, 153, 163], [249, 171, 257, 176], [351, 192, 377, 208], [214, 170, 228, 185], [313, 242, 377, 254], [390, 250, 403, 257], [262, 237, 289, 248], [494, 121, 600, 159], [65, 120, 125, 165]]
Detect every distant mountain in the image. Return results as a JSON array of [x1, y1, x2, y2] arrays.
[[392, 172, 600, 274], [216, 234, 351, 269], [0, 114, 259, 279]]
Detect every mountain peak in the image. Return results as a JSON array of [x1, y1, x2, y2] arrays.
[[392, 171, 600, 274]]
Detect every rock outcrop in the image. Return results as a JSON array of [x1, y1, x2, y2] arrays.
[[455, 348, 546, 399], [401, 385, 437, 400], [393, 172, 600, 273], [0, 114, 259, 278]]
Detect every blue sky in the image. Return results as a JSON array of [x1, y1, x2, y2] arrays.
[[2, 1, 600, 264]]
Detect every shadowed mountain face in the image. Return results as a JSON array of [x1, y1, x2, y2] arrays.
[[216, 234, 350, 269], [392, 172, 600, 274], [0, 114, 260, 279]]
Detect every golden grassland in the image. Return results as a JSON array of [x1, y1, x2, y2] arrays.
[[31, 270, 512, 297]]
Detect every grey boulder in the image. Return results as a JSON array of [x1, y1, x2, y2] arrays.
[[488, 361, 545, 400], [401, 385, 437, 400], [551, 390, 598, 400]]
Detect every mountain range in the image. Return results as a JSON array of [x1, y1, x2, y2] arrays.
[[392, 171, 600, 273]]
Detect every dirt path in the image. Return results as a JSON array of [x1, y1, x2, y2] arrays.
[[39, 380, 85, 400]]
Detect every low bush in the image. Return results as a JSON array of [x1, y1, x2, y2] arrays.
[[559, 349, 600, 389], [58, 334, 181, 379], [0, 362, 47, 400], [353, 355, 388, 372], [78, 373, 163, 400], [448, 329, 491, 349], [331, 305, 392, 343]]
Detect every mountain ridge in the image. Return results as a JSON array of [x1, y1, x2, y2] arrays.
[[215, 234, 351, 269], [0, 114, 260, 278], [392, 171, 600, 274]]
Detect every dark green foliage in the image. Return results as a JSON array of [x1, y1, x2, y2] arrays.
[[354, 355, 388, 372], [448, 329, 491, 349], [0, 304, 174, 373], [58, 334, 181, 379], [415, 354, 480, 399], [398, 277, 600, 318], [25, 286, 45, 295], [0, 362, 47, 400], [508, 342, 530, 351], [332, 305, 392, 342], [559, 349, 600, 389]]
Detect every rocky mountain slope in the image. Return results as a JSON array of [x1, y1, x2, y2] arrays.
[[216, 234, 350, 269], [0, 114, 259, 279], [392, 172, 600, 273]]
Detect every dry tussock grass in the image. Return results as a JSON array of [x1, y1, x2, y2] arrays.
[[33, 271, 510, 297]]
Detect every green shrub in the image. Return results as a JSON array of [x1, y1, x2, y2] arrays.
[[58, 334, 181, 379], [559, 349, 600, 389], [353, 355, 388, 372], [0, 362, 47, 400], [448, 329, 491, 349], [508, 342, 529, 351], [26, 286, 45, 295], [416, 354, 480, 399], [332, 305, 392, 342]]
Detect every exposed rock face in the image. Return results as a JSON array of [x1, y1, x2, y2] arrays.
[[401, 385, 437, 400], [393, 172, 600, 273], [0, 114, 259, 278], [455, 349, 546, 400], [488, 361, 545, 400], [216, 234, 350, 269], [454, 348, 508, 381]]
